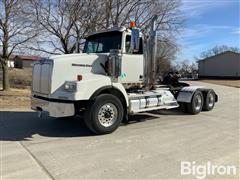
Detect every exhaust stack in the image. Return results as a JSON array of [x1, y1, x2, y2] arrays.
[[144, 15, 158, 90]]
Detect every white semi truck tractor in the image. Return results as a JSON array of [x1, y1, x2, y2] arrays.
[[31, 17, 218, 134]]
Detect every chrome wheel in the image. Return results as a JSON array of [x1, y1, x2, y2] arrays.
[[208, 93, 214, 107], [194, 94, 202, 111], [98, 103, 118, 127], [186, 90, 203, 114], [203, 90, 215, 111]]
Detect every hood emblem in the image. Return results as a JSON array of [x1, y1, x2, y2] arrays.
[[72, 63, 92, 67]]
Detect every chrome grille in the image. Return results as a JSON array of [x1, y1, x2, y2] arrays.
[[32, 59, 53, 95]]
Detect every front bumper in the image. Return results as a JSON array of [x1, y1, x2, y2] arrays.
[[31, 96, 75, 118]]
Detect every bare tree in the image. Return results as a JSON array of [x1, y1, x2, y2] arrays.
[[174, 60, 188, 76], [103, 0, 143, 28], [156, 39, 178, 76], [101, 0, 183, 36], [197, 45, 240, 59], [0, 0, 38, 90], [29, 0, 105, 54], [29, 0, 182, 56], [174, 60, 198, 78], [30, 0, 76, 54], [138, 0, 183, 77]]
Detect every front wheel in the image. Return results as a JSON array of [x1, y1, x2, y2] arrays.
[[84, 94, 124, 135]]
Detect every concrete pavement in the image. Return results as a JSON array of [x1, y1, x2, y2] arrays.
[[0, 81, 239, 179]]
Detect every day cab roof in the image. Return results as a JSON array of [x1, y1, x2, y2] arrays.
[[86, 26, 143, 38]]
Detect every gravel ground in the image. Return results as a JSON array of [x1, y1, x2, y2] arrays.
[[199, 79, 240, 88], [0, 81, 239, 179]]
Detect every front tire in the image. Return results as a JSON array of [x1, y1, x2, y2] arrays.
[[84, 94, 124, 135]]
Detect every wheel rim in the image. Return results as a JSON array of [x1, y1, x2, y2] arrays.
[[208, 93, 214, 107], [194, 94, 202, 111], [98, 103, 118, 127]]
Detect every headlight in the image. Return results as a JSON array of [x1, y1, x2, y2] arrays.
[[64, 82, 77, 92]]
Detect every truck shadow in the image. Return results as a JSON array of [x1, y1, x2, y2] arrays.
[[125, 109, 189, 125], [0, 109, 187, 141]]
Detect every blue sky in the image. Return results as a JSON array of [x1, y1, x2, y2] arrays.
[[177, 0, 240, 62]]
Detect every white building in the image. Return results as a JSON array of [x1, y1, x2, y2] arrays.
[[198, 51, 240, 79]]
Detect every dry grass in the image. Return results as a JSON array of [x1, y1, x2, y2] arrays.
[[9, 68, 32, 89], [199, 79, 240, 88], [0, 88, 31, 110], [1, 68, 32, 109]]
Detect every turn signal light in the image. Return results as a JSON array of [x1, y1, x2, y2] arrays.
[[77, 75, 83, 81]]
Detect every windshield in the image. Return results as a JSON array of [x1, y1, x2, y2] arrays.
[[83, 31, 122, 53]]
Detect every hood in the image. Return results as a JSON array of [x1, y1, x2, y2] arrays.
[[50, 53, 109, 93], [51, 53, 109, 75], [51, 53, 109, 60]]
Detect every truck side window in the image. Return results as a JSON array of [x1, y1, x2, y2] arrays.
[[125, 35, 143, 54]]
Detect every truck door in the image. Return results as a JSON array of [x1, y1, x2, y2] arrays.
[[120, 35, 144, 83]]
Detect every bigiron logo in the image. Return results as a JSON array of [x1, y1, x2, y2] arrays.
[[180, 161, 237, 179]]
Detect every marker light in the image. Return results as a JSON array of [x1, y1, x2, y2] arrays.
[[130, 21, 136, 28], [77, 75, 83, 81]]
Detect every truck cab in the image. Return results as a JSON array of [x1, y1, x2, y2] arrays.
[[31, 25, 217, 135], [83, 28, 144, 84]]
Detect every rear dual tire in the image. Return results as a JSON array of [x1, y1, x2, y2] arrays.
[[202, 90, 215, 111], [179, 90, 215, 115], [186, 90, 204, 114]]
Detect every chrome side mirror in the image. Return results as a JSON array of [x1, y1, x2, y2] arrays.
[[108, 49, 122, 81]]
